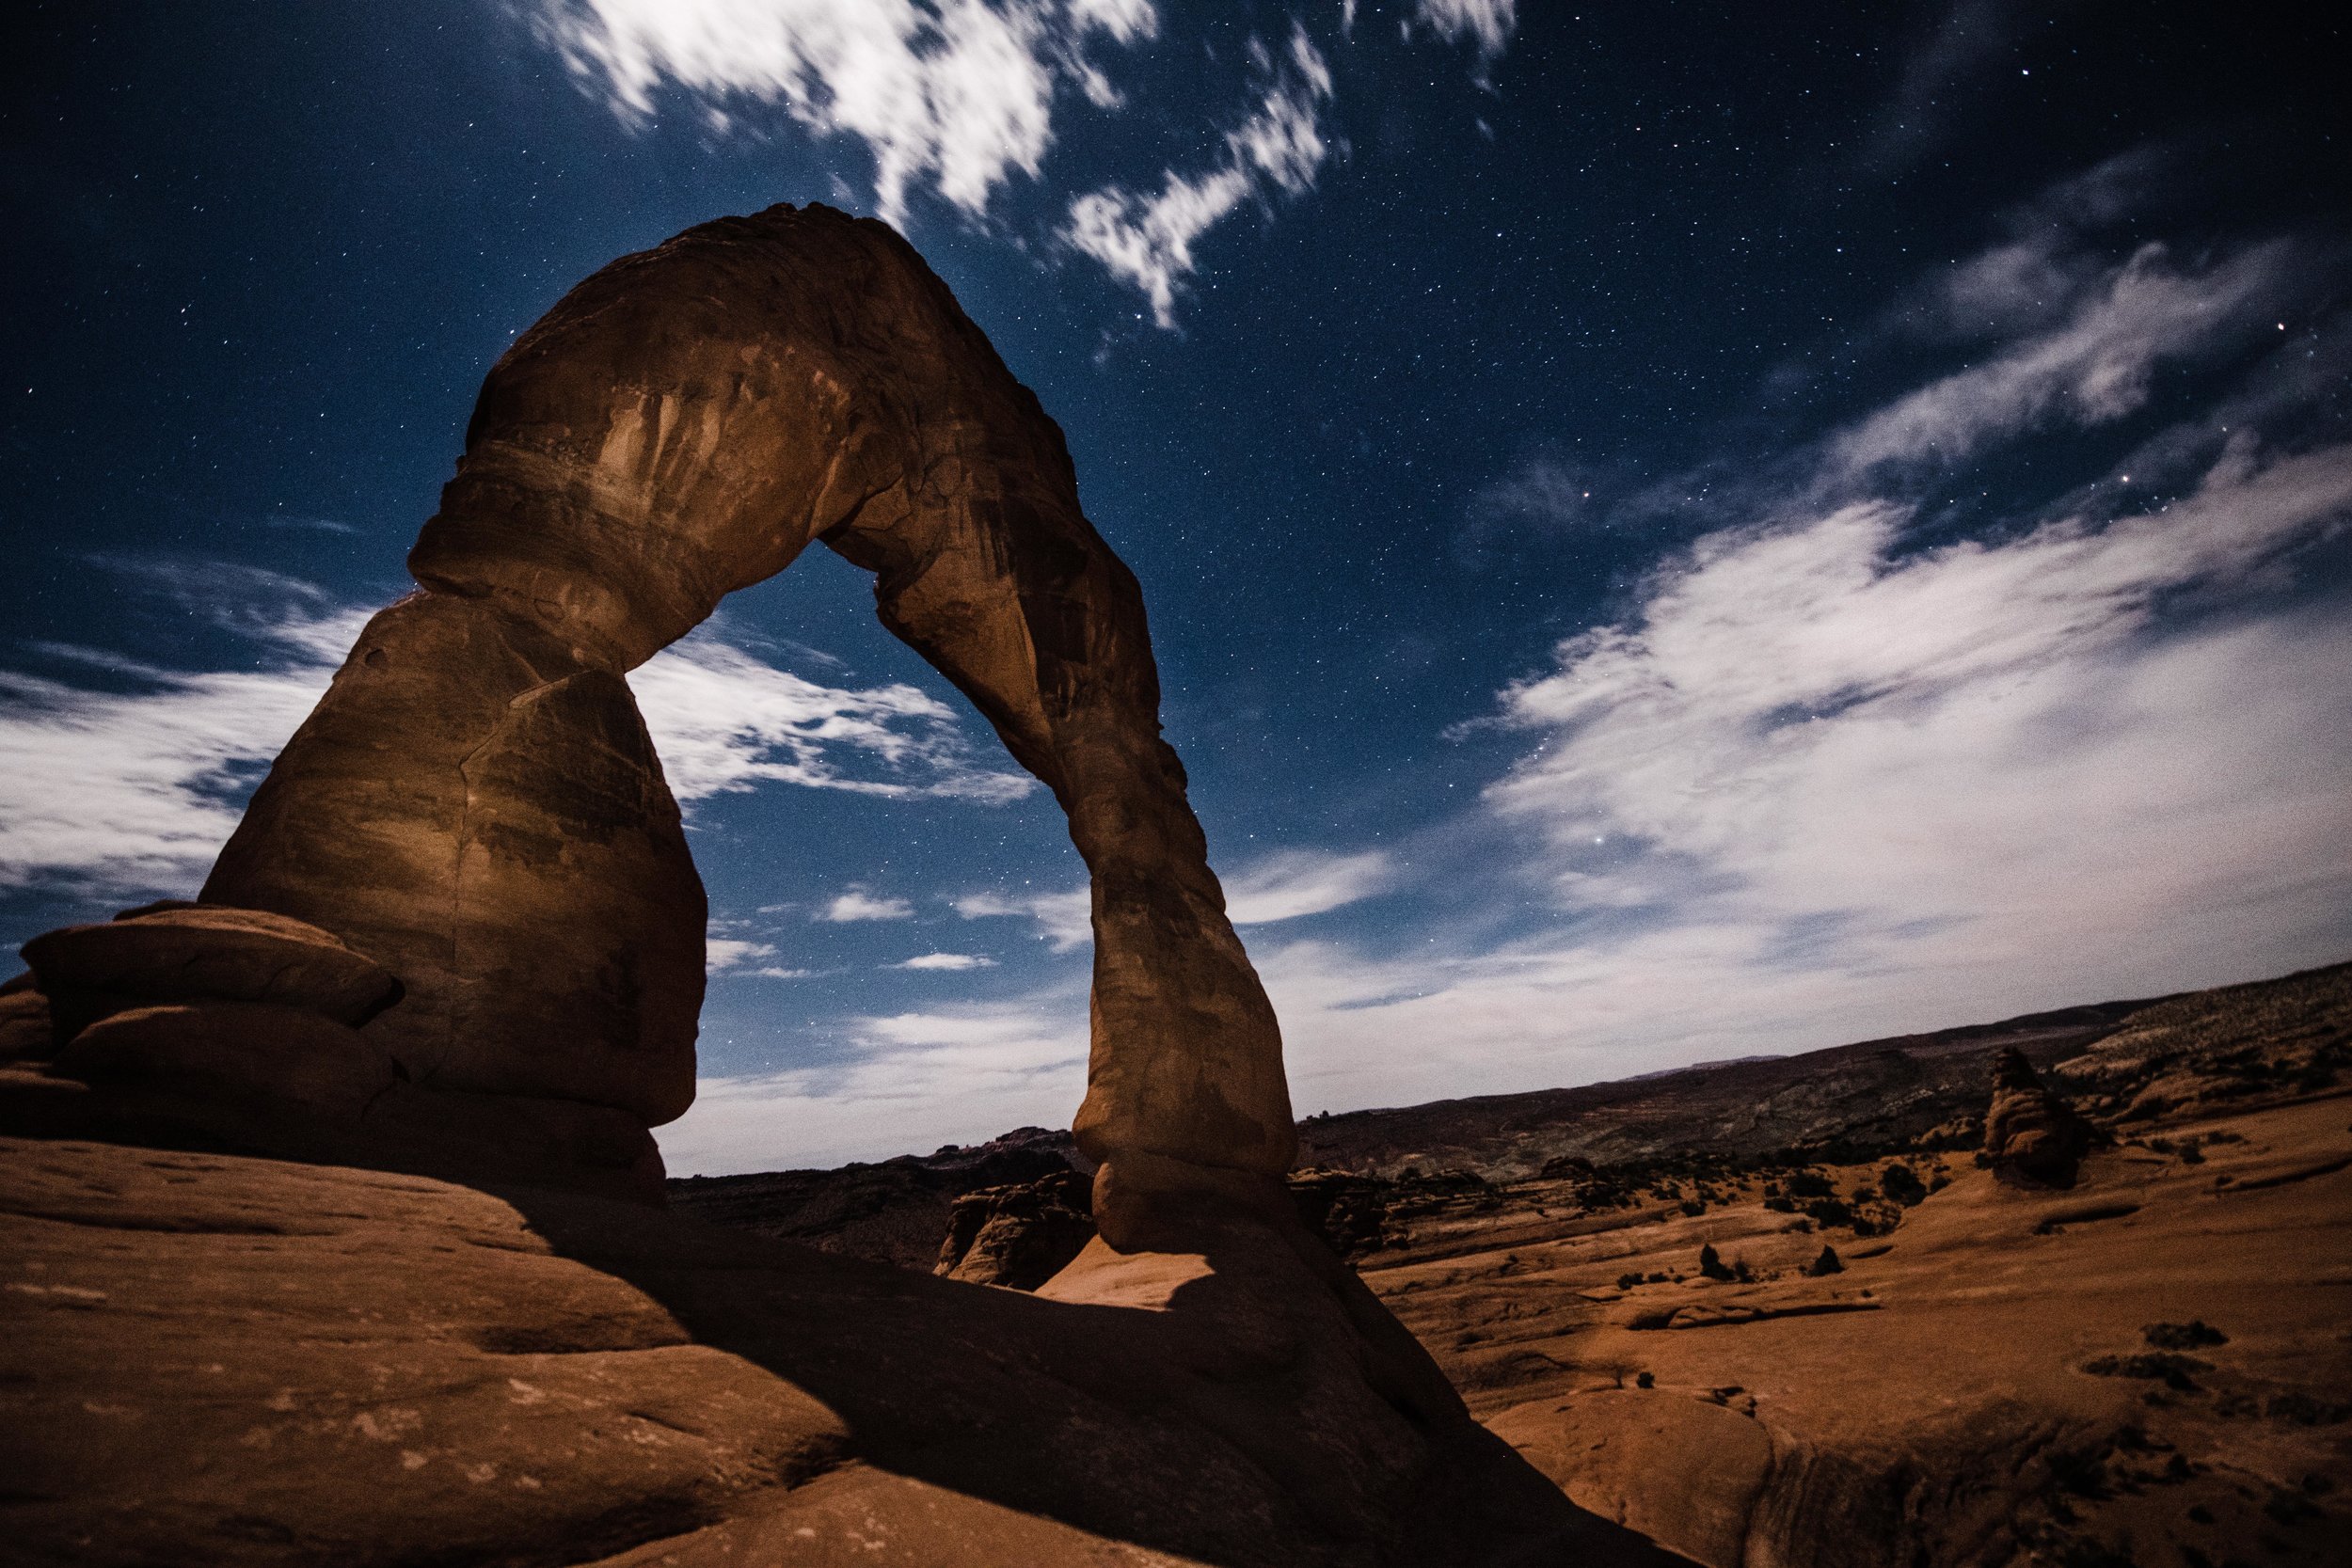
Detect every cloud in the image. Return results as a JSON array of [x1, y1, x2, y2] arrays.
[[1828, 240, 2296, 478], [0, 576, 359, 897], [953, 886, 1093, 951], [532, 0, 1157, 222], [628, 627, 1036, 805], [706, 937, 778, 973], [820, 889, 915, 922], [0, 568, 1030, 902], [1407, 0, 1517, 78], [658, 993, 1089, 1172], [1221, 848, 1393, 925], [893, 951, 996, 970], [1060, 24, 1332, 327]]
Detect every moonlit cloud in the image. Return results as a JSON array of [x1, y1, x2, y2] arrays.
[[1828, 239, 2296, 477], [819, 888, 916, 922], [660, 992, 1089, 1172], [0, 577, 358, 897], [706, 937, 778, 973], [893, 951, 996, 970], [532, 0, 1157, 222], [1409, 0, 1517, 77], [954, 886, 1094, 951], [630, 628, 1036, 806], [1061, 24, 1332, 327], [1221, 848, 1393, 925], [0, 570, 1030, 903]]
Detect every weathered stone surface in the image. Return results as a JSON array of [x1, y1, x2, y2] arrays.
[[200, 204, 1290, 1201], [52, 1002, 396, 1115], [204, 593, 703, 1124], [0, 988, 54, 1060], [0, 1137, 1687, 1568], [937, 1167, 1096, 1289], [21, 905, 401, 1035], [1983, 1047, 2099, 1188]]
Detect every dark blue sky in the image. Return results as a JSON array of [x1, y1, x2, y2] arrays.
[[6, 1, 2348, 1171]]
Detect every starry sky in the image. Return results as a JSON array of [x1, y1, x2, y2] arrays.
[[6, 1, 2349, 1174]]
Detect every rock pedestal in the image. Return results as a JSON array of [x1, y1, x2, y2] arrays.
[[1983, 1047, 2100, 1188]]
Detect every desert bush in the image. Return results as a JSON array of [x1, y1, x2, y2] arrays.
[[2142, 1320, 2227, 1350], [1698, 1243, 1734, 1281], [1806, 1245, 1842, 1275]]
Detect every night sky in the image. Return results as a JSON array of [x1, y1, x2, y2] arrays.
[[6, 1, 2348, 1173]]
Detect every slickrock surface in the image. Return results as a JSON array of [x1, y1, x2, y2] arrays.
[[1332, 962, 2352, 1568], [0, 1137, 1686, 1568]]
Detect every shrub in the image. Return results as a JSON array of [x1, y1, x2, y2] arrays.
[[2142, 1321, 2227, 1350], [1698, 1243, 1735, 1280]]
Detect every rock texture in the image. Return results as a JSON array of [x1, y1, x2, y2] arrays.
[[936, 1167, 1097, 1289], [1981, 1046, 2100, 1188], [193, 202, 1290, 1233], [0, 1136, 1689, 1568]]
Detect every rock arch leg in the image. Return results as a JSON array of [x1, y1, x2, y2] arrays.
[[200, 204, 1294, 1232]]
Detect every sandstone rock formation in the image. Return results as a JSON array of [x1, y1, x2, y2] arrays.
[[191, 201, 1291, 1239], [0, 207, 1683, 1564], [1982, 1046, 2100, 1188], [936, 1167, 1097, 1288]]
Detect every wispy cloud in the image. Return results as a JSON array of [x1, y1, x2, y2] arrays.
[[660, 992, 1089, 1173], [630, 627, 1035, 805], [893, 951, 995, 970], [706, 937, 778, 973], [0, 569, 1031, 902], [0, 572, 359, 897], [532, 0, 1157, 222], [1222, 848, 1393, 925], [1407, 0, 1517, 80], [819, 888, 915, 922], [1827, 239, 2296, 478], [1061, 24, 1332, 327], [953, 885, 1093, 950]]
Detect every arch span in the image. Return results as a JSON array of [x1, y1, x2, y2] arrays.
[[201, 205, 1295, 1236]]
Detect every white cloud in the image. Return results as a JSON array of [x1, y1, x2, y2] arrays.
[[893, 951, 996, 970], [532, 0, 1157, 222], [1061, 24, 1333, 327], [0, 583, 359, 897], [0, 572, 1029, 902], [1251, 435, 2352, 1116], [953, 885, 1094, 950], [820, 888, 915, 922], [1830, 240, 2295, 476], [629, 628, 1035, 805], [659, 993, 1089, 1172], [753, 965, 818, 979], [1221, 848, 1393, 925], [1408, 0, 1516, 76], [706, 937, 779, 973]]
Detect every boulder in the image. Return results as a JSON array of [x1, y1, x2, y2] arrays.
[[1982, 1047, 2100, 1189], [52, 1002, 398, 1116], [936, 1168, 1096, 1289], [20, 905, 401, 1037]]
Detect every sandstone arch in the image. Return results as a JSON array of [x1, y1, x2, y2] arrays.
[[200, 204, 1295, 1238]]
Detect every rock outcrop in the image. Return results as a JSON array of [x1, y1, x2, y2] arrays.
[[187, 201, 1292, 1238], [1982, 1047, 2100, 1188], [936, 1167, 1097, 1288], [0, 206, 1678, 1565]]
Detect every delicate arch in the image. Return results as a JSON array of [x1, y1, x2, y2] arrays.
[[202, 205, 1295, 1234]]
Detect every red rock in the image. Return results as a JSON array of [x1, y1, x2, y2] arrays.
[[52, 1001, 396, 1115], [21, 906, 401, 1032]]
